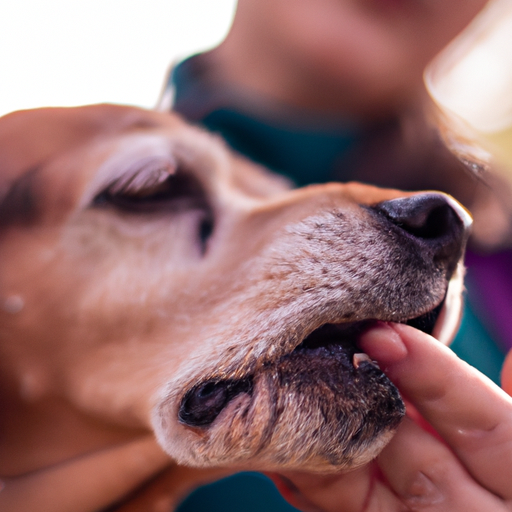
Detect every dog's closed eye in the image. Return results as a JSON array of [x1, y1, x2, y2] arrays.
[[104, 155, 177, 197], [92, 156, 215, 252], [93, 156, 208, 210]]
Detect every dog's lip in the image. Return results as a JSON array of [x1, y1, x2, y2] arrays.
[[293, 296, 445, 360], [178, 297, 445, 429]]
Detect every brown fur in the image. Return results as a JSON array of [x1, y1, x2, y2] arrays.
[[0, 104, 469, 511]]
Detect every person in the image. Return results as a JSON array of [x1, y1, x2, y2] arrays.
[[159, 1, 512, 510]]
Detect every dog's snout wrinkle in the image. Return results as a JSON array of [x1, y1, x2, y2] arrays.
[[374, 193, 470, 274]]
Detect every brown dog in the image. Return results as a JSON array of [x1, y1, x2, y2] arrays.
[[0, 104, 471, 511]]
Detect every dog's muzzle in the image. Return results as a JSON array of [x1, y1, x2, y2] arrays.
[[178, 193, 471, 429], [158, 191, 472, 472]]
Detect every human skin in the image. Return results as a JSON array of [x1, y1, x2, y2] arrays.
[[273, 323, 512, 511], [501, 350, 512, 395], [208, 0, 490, 119]]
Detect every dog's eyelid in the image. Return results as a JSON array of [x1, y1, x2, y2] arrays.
[[91, 155, 214, 219], [108, 155, 177, 196]]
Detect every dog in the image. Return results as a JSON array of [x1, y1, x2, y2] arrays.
[[0, 104, 471, 511]]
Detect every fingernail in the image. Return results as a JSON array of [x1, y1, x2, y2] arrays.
[[359, 322, 408, 366]]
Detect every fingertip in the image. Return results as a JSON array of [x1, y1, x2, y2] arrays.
[[359, 321, 408, 366]]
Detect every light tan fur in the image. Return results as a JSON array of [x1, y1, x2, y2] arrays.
[[0, 105, 469, 511]]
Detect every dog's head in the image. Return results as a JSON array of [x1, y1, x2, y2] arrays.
[[0, 105, 470, 475]]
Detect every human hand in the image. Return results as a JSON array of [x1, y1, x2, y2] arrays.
[[272, 323, 512, 511]]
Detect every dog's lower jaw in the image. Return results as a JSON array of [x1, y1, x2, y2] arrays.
[[152, 346, 405, 473], [152, 260, 465, 474]]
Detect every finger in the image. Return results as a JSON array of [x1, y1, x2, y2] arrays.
[[278, 464, 407, 512], [378, 417, 508, 511], [360, 322, 512, 500], [277, 466, 377, 512], [501, 349, 512, 395]]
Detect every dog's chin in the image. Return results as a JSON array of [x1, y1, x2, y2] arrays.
[[154, 263, 465, 473], [155, 344, 403, 472]]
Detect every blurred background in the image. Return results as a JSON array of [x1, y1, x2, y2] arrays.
[[1, 0, 511, 151], [0, 0, 236, 115], [427, 0, 512, 167]]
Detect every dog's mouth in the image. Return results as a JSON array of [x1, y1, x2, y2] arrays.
[[164, 277, 464, 472], [294, 297, 444, 362], [178, 298, 444, 429]]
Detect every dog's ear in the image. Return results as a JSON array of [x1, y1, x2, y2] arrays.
[[0, 168, 38, 228], [0, 104, 148, 228], [0, 109, 46, 228], [0, 108, 68, 228]]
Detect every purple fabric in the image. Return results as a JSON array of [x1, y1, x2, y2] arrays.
[[465, 249, 512, 351]]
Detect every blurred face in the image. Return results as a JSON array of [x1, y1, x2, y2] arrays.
[[236, 0, 489, 114]]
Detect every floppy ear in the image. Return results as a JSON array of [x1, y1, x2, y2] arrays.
[[0, 169, 38, 228], [0, 109, 46, 228], [0, 104, 129, 228]]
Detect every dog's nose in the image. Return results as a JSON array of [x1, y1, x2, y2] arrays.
[[375, 192, 472, 272]]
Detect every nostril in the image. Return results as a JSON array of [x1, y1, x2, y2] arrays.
[[375, 193, 471, 244], [374, 193, 472, 274], [386, 201, 456, 241], [179, 378, 253, 427]]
